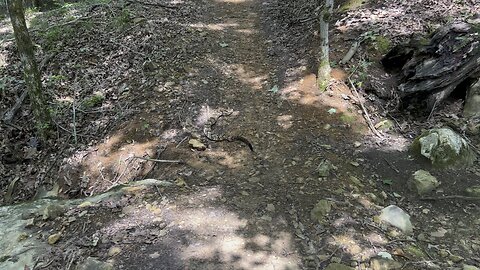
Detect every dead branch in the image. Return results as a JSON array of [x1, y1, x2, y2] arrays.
[[2, 90, 28, 123], [132, 156, 184, 164], [348, 78, 384, 139], [126, 0, 178, 9], [420, 195, 480, 201], [340, 41, 360, 65]]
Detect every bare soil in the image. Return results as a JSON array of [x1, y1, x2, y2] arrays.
[[1, 0, 480, 269]]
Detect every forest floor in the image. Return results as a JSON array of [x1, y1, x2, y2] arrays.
[[1, 0, 480, 269]]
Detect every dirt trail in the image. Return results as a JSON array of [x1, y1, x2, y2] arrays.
[[1, 0, 480, 269]]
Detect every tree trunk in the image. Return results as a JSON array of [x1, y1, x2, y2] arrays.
[[317, 0, 333, 91], [7, 0, 52, 139]]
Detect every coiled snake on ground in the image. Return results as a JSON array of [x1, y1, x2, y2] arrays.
[[203, 110, 254, 152]]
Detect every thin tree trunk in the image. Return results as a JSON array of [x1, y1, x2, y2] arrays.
[[7, 0, 52, 139], [317, 0, 333, 91]]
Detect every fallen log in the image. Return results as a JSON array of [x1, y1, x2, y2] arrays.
[[382, 19, 480, 112]]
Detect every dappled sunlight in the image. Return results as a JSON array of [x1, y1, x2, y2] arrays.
[[207, 56, 268, 90], [276, 114, 293, 129], [214, 0, 250, 3], [280, 74, 321, 105], [189, 22, 240, 31], [177, 206, 299, 269], [202, 148, 249, 169], [330, 233, 378, 261]]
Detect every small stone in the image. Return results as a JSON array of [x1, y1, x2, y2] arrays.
[[311, 200, 332, 224], [324, 262, 354, 270], [188, 139, 206, 150], [149, 252, 160, 259], [463, 264, 480, 270], [324, 124, 332, 130], [25, 218, 35, 228], [18, 233, 28, 241], [465, 185, 480, 197], [108, 246, 122, 257], [42, 203, 65, 220], [266, 204, 275, 212], [408, 170, 440, 195], [317, 159, 335, 177], [449, 254, 464, 263], [379, 205, 413, 234], [430, 227, 448, 238], [77, 257, 113, 270], [78, 201, 93, 208], [354, 141, 362, 147], [350, 161, 360, 167], [48, 233, 61, 245], [370, 257, 402, 270], [241, 191, 249, 196]]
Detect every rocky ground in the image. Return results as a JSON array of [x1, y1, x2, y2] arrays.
[[0, 0, 480, 269]]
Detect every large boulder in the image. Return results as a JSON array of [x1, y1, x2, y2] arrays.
[[411, 128, 476, 168]]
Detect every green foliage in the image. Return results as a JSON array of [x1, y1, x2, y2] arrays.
[[82, 92, 105, 108], [340, 0, 367, 12], [362, 31, 391, 55], [371, 35, 391, 54], [340, 113, 356, 124], [42, 25, 74, 49], [113, 8, 132, 29]]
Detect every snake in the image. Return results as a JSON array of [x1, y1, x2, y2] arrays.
[[203, 110, 254, 152]]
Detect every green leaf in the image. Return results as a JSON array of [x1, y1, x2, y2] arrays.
[[382, 179, 393, 185], [269, 85, 279, 93], [327, 108, 337, 114]]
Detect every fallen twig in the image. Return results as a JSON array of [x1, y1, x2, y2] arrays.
[[126, 0, 178, 9], [420, 195, 480, 201], [340, 40, 360, 65], [2, 90, 27, 122], [132, 156, 184, 164], [383, 157, 400, 174], [348, 78, 384, 139]]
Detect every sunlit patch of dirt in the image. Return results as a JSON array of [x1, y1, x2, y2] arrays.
[[207, 56, 268, 90], [58, 120, 160, 196], [276, 114, 293, 129]]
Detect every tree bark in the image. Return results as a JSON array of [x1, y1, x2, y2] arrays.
[[7, 0, 52, 139], [317, 0, 333, 91]]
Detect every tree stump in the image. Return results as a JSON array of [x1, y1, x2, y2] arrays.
[[382, 19, 480, 112]]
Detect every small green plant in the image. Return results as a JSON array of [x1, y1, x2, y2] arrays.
[[43, 25, 73, 49], [372, 35, 391, 54], [113, 8, 132, 29], [81, 92, 105, 108]]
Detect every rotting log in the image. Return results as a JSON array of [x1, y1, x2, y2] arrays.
[[382, 20, 480, 111]]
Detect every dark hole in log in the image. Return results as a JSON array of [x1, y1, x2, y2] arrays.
[[450, 77, 477, 100]]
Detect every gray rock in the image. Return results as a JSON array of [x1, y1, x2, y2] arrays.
[[408, 170, 440, 195], [464, 78, 480, 118], [76, 257, 113, 270], [310, 200, 332, 224], [379, 205, 413, 234], [465, 185, 480, 197], [463, 265, 480, 270], [324, 263, 354, 270], [411, 128, 476, 168], [370, 257, 402, 270], [317, 159, 335, 177]]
